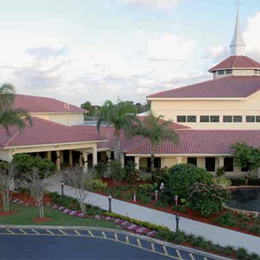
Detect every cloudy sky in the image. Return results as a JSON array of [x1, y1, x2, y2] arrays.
[[0, 0, 260, 106]]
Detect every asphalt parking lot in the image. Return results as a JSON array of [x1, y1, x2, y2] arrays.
[[0, 227, 229, 260]]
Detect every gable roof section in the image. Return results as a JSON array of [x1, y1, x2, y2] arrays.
[[13, 94, 87, 113], [127, 130, 260, 155], [0, 117, 106, 148], [147, 76, 260, 99], [209, 56, 260, 72]]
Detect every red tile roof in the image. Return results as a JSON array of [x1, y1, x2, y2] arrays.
[[76, 119, 188, 151], [209, 56, 260, 72], [147, 76, 260, 99], [127, 130, 260, 155], [0, 117, 106, 148], [13, 94, 87, 113]]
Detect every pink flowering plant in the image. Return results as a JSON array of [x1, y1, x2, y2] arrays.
[[188, 182, 231, 217]]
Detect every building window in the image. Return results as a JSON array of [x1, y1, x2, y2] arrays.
[[254, 69, 259, 74], [210, 116, 219, 122], [200, 116, 210, 123], [246, 116, 255, 123], [256, 116, 260, 122], [226, 69, 232, 74], [205, 157, 215, 172], [224, 157, 234, 172], [187, 157, 197, 166], [187, 116, 196, 122], [223, 116, 232, 123], [241, 164, 250, 172], [177, 116, 186, 123], [218, 70, 225, 75], [233, 116, 242, 123]]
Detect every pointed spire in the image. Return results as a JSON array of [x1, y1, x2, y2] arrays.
[[230, 4, 246, 56]]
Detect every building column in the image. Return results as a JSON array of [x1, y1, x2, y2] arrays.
[[106, 150, 111, 162], [93, 149, 98, 166], [135, 157, 140, 170], [176, 157, 183, 164], [47, 151, 51, 161], [121, 153, 125, 166], [69, 150, 73, 166], [82, 152, 88, 173], [56, 151, 61, 171], [79, 153, 83, 167], [218, 157, 225, 168], [60, 151, 64, 163]]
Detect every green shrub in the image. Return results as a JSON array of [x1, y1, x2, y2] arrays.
[[87, 179, 107, 191], [13, 153, 56, 179], [151, 167, 170, 187], [188, 183, 231, 217], [214, 211, 238, 227], [124, 161, 140, 184], [216, 167, 225, 177], [93, 162, 107, 179], [155, 230, 185, 244], [107, 160, 125, 188], [216, 176, 232, 188], [249, 225, 260, 235], [168, 164, 213, 200]]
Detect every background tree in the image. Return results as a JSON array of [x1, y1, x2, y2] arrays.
[[127, 114, 178, 171], [21, 168, 48, 219], [0, 163, 16, 212], [231, 142, 260, 184], [63, 167, 93, 214], [97, 100, 138, 161], [0, 84, 31, 131], [81, 101, 100, 117]]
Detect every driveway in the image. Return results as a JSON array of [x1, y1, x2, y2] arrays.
[[0, 227, 228, 260]]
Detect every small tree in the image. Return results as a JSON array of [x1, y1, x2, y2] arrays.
[[127, 114, 178, 171], [0, 163, 16, 212], [231, 142, 260, 184], [63, 167, 93, 214], [21, 168, 48, 219], [107, 160, 125, 188]]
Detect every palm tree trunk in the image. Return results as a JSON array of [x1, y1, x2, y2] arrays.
[[114, 133, 121, 162], [151, 153, 155, 172]]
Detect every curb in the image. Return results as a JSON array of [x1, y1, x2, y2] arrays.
[[0, 224, 232, 260]]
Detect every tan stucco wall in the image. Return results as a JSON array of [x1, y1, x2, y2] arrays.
[[150, 90, 260, 129], [30, 113, 84, 126]]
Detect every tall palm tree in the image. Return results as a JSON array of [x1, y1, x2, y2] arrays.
[[128, 114, 178, 171], [0, 84, 31, 131], [97, 100, 138, 161]]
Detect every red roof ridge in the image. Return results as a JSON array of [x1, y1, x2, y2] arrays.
[[232, 56, 237, 67]]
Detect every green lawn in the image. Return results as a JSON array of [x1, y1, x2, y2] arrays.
[[0, 203, 120, 229]]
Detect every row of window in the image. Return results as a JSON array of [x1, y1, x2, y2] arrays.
[[188, 157, 249, 172], [217, 69, 260, 75], [177, 115, 260, 123]]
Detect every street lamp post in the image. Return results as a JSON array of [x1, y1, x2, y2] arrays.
[[61, 181, 64, 196], [175, 214, 180, 232], [108, 195, 112, 212]]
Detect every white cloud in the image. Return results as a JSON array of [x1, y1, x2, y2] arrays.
[[205, 45, 228, 59], [118, 0, 180, 10], [147, 33, 196, 61], [244, 11, 260, 60]]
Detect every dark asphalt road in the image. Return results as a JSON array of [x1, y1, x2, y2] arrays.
[[0, 235, 171, 260]]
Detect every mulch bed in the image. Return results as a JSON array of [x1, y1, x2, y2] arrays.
[[11, 193, 53, 206], [33, 217, 52, 223]]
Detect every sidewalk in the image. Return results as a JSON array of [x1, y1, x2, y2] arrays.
[[47, 173, 260, 255]]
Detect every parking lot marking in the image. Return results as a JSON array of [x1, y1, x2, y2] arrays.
[[6, 229, 15, 235], [102, 232, 107, 238], [189, 253, 195, 260], [46, 229, 54, 235], [59, 230, 67, 236], [88, 230, 94, 237], [137, 239, 142, 248], [151, 243, 155, 252], [163, 246, 169, 256], [74, 230, 81, 236], [114, 233, 118, 241], [176, 249, 183, 259], [125, 236, 130, 244], [31, 229, 40, 235], [19, 229, 28, 235]]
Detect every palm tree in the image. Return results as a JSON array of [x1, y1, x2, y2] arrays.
[[128, 114, 178, 171], [97, 100, 138, 161], [0, 84, 31, 131]]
